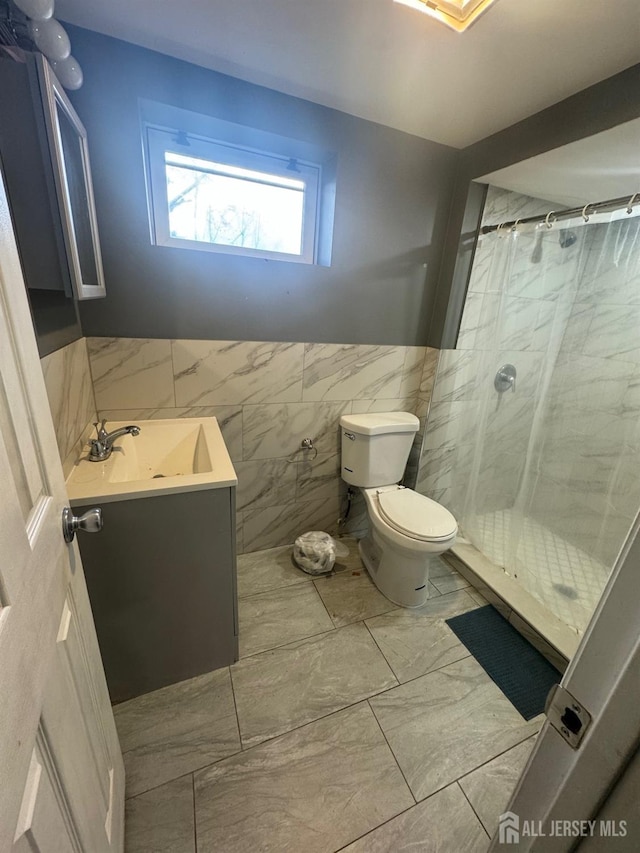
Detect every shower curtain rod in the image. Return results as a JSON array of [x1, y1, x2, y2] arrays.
[[481, 192, 640, 234]]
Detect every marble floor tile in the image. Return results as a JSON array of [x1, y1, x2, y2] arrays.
[[236, 544, 310, 598], [332, 535, 366, 570], [124, 775, 194, 853], [369, 656, 541, 802], [114, 669, 240, 797], [232, 622, 397, 747], [427, 580, 443, 597], [341, 782, 489, 853], [313, 568, 398, 627], [365, 590, 478, 683], [429, 561, 471, 594], [238, 583, 334, 657], [194, 703, 414, 853], [429, 554, 459, 578], [459, 737, 537, 837]]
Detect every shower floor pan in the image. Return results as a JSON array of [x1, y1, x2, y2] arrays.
[[470, 510, 610, 633], [443, 509, 613, 666]]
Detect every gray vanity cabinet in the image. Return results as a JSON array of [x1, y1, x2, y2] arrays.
[[74, 485, 238, 704]]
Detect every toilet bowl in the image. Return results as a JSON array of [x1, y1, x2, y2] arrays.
[[360, 485, 457, 607], [339, 412, 458, 608]]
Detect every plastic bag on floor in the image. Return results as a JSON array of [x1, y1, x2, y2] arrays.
[[293, 531, 349, 575]]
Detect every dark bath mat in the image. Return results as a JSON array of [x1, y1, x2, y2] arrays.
[[445, 605, 561, 720]]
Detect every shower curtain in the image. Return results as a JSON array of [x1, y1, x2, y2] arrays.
[[458, 211, 640, 633]]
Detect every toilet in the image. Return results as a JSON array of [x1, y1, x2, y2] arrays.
[[339, 412, 457, 607]]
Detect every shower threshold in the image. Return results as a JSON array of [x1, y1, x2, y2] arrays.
[[444, 541, 581, 671]]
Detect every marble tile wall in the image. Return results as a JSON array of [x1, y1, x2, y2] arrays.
[[87, 337, 439, 553], [40, 337, 97, 476], [416, 186, 577, 521]]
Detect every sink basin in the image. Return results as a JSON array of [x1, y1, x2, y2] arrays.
[[67, 417, 237, 504]]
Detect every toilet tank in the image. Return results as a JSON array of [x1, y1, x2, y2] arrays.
[[339, 412, 419, 488]]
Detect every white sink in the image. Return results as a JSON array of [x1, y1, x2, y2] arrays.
[[67, 417, 237, 504]]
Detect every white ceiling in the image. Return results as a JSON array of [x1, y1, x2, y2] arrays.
[[480, 118, 640, 207], [55, 0, 640, 149]]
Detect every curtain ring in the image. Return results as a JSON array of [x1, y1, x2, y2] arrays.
[[627, 193, 640, 214], [581, 204, 591, 222], [544, 211, 556, 229], [510, 218, 522, 233]]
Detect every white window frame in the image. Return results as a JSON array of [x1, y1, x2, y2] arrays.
[[144, 125, 321, 264]]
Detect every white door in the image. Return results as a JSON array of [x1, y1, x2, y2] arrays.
[[0, 173, 124, 849], [490, 510, 640, 850]]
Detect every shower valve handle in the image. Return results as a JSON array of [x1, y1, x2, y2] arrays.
[[494, 364, 517, 394]]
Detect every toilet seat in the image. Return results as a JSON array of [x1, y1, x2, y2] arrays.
[[376, 487, 457, 542]]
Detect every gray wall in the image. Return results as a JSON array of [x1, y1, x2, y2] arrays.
[[66, 26, 458, 347], [430, 62, 640, 349]]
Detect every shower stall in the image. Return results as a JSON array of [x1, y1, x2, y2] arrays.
[[417, 185, 640, 655]]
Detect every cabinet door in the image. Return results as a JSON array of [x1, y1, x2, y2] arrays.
[[37, 54, 107, 300]]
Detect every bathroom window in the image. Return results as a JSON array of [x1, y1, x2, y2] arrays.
[[144, 126, 322, 264]]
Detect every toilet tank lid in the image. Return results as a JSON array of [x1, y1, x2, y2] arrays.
[[339, 412, 419, 435]]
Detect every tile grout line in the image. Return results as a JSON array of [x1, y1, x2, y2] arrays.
[[239, 582, 484, 687], [363, 620, 401, 683], [237, 583, 475, 669], [239, 623, 339, 660], [234, 641, 474, 752], [455, 730, 540, 787], [124, 767, 199, 802], [191, 772, 198, 853], [366, 698, 417, 806], [122, 578, 523, 805], [332, 801, 419, 853], [312, 577, 341, 627], [456, 780, 492, 841], [121, 654, 537, 804], [127, 674, 427, 803], [238, 572, 313, 601], [227, 665, 244, 749], [183, 699, 402, 800], [237, 567, 472, 604], [169, 338, 177, 408]]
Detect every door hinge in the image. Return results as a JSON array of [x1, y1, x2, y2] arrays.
[[545, 683, 592, 749]]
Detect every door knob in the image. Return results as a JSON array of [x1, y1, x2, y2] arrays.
[[62, 507, 103, 543]]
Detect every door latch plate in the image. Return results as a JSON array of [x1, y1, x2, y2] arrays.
[[545, 683, 592, 749]]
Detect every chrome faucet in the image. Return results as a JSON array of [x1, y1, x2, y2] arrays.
[[88, 419, 141, 461]]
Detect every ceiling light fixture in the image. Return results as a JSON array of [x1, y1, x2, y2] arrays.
[[394, 0, 498, 32]]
